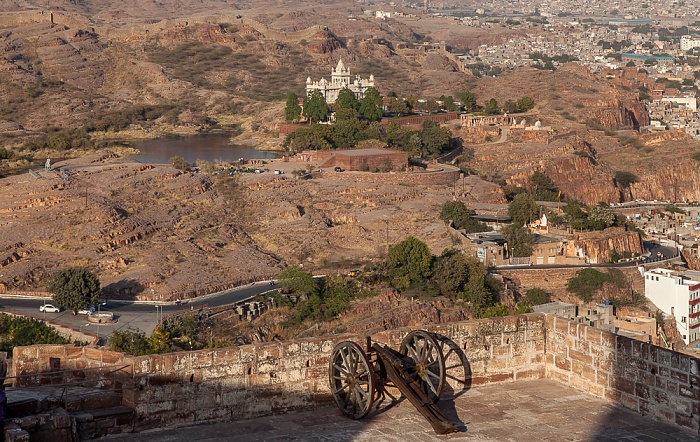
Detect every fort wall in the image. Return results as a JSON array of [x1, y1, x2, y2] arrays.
[[9, 313, 700, 435]]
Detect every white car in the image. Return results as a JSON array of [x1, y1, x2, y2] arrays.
[[39, 304, 61, 313], [78, 305, 96, 315]]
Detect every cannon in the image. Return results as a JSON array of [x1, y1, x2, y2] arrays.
[[328, 330, 458, 435]]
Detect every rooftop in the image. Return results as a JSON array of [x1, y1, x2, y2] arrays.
[[106, 379, 698, 442]]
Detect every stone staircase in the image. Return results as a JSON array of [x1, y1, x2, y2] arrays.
[[4, 385, 134, 441]]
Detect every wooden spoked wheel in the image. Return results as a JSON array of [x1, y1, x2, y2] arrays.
[[329, 341, 376, 419], [399, 330, 446, 402]]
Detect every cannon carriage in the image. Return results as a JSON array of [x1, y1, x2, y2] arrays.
[[328, 330, 457, 435]]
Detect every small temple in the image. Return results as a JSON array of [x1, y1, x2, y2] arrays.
[[305, 59, 375, 104]]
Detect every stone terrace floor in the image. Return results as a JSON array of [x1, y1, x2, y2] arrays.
[[106, 379, 699, 442]]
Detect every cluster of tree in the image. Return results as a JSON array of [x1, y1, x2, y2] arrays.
[[502, 171, 560, 203], [23, 128, 94, 151], [277, 268, 374, 323], [285, 87, 383, 123], [384, 238, 506, 318], [478, 96, 535, 116], [465, 62, 503, 78], [108, 328, 171, 356], [283, 119, 454, 158], [277, 237, 512, 320], [48, 267, 101, 314], [439, 201, 491, 233], [387, 120, 453, 157], [561, 203, 621, 231], [0, 313, 69, 356], [86, 105, 180, 133], [566, 268, 626, 303], [384, 93, 462, 115], [528, 52, 579, 64], [597, 40, 632, 52], [283, 118, 385, 152]]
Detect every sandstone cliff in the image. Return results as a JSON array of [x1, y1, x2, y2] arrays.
[[564, 227, 643, 264]]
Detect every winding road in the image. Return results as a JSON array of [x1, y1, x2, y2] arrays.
[[0, 281, 280, 342]]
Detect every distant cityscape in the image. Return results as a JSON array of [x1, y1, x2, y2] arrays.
[[362, 1, 700, 137]]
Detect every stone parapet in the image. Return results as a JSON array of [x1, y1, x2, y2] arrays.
[[8, 313, 700, 436]]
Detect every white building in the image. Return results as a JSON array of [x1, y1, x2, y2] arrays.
[[680, 35, 700, 51], [306, 59, 375, 105], [644, 268, 700, 344], [660, 95, 698, 111]]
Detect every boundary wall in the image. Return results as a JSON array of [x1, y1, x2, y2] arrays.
[[10, 313, 700, 434]]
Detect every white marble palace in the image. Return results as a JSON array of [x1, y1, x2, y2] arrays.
[[305, 59, 375, 104]]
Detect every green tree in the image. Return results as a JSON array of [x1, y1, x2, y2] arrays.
[[461, 258, 497, 315], [147, 328, 172, 353], [443, 95, 457, 112], [334, 107, 360, 122], [386, 236, 433, 287], [48, 267, 101, 314], [170, 156, 190, 171], [587, 205, 616, 229], [285, 92, 302, 122], [483, 98, 500, 115], [0, 314, 69, 356], [566, 268, 606, 302], [439, 200, 490, 232], [529, 171, 559, 201], [524, 288, 550, 305], [387, 97, 409, 116], [335, 88, 360, 111], [503, 100, 519, 113], [108, 329, 153, 356], [359, 87, 383, 121], [440, 200, 473, 229], [303, 90, 329, 123], [508, 193, 539, 226], [278, 268, 319, 298], [614, 170, 638, 189], [483, 303, 509, 317], [565, 268, 625, 303], [420, 121, 453, 156], [517, 96, 536, 111], [502, 223, 533, 257], [431, 251, 471, 298], [460, 91, 477, 112]]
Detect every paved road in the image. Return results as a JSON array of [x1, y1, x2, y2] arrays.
[[0, 281, 280, 341]]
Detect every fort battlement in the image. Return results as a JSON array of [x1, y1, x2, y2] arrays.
[[6, 313, 700, 438]]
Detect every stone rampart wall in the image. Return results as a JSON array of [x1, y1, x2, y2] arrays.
[[545, 314, 700, 432], [10, 313, 700, 434], [12, 315, 547, 432]]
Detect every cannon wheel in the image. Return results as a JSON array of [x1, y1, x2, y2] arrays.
[[399, 330, 446, 402], [329, 341, 375, 419]]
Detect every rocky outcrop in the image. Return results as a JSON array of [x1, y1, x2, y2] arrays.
[[564, 227, 643, 264], [340, 291, 469, 334], [585, 98, 649, 130], [305, 31, 343, 54]]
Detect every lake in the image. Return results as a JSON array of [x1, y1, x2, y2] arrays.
[[131, 134, 279, 164]]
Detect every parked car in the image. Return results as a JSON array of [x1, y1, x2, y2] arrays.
[[39, 304, 61, 313], [78, 305, 96, 315], [273, 169, 284, 175], [334, 166, 344, 172]]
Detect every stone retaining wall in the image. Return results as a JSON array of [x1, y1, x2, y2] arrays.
[[9, 313, 700, 435]]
